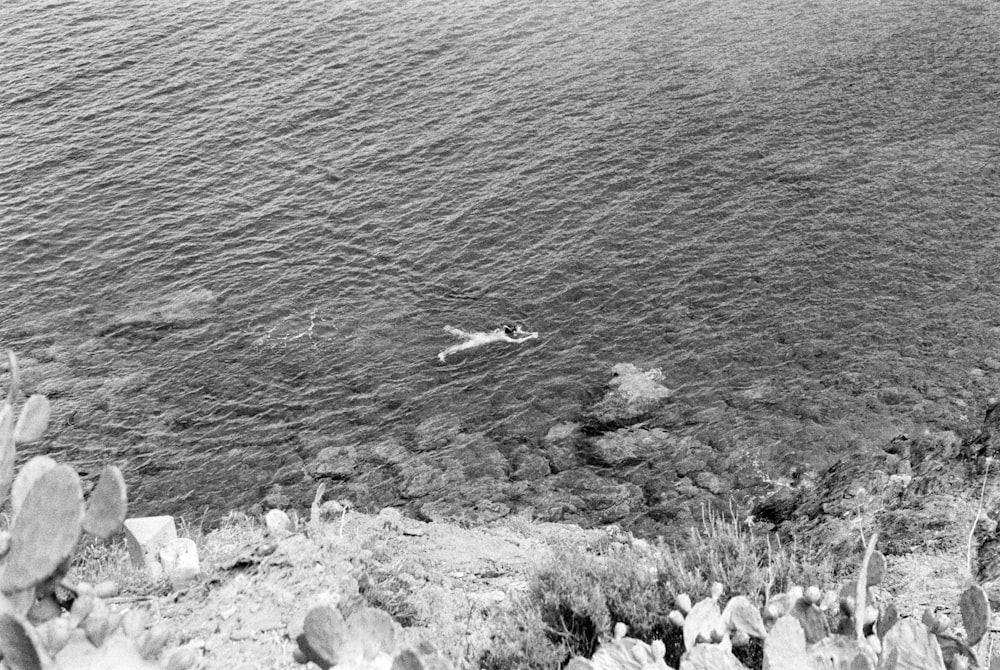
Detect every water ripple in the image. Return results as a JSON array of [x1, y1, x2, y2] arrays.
[[1, 0, 999, 518]]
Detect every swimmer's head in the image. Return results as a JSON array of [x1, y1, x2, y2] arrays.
[[503, 324, 516, 337]]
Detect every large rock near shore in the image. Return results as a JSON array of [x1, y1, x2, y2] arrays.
[[583, 363, 675, 428]]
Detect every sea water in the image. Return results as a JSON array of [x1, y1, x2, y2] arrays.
[[1, 0, 999, 517]]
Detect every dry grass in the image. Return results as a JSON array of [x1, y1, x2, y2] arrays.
[[68, 510, 265, 598], [656, 508, 836, 602], [68, 536, 159, 597]]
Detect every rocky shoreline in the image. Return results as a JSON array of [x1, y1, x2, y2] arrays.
[[274, 355, 1000, 626], [12, 288, 987, 537], [270, 363, 753, 540], [276, 362, 1000, 553], [19, 326, 999, 557], [59, 361, 1000, 667], [95, 402, 1000, 669]]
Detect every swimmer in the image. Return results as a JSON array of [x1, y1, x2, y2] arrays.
[[438, 324, 539, 361]]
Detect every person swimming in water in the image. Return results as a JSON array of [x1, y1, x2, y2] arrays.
[[438, 324, 539, 361]]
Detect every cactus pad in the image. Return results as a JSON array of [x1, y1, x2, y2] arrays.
[[722, 595, 767, 639], [865, 550, 887, 587], [391, 649, 427, 670], [807, 635, 876, 669], [877, 603, 899, 640], [10, 456, 56, 517], [297, 604, 348, 669], [680, 643, 746, 669], [959, 584, 990, 647], [881, 619, 945, 670], [82, 466, 128, 540], [1, 465, 83, 594], [791, 599, 829, 645], [0, 613, 42, 670], [346, 607, 400, 658], [13, 395, 50, 444], [683, 597, 724, 650], [763, 615, 810, 670], [0, 402, 15, 505]]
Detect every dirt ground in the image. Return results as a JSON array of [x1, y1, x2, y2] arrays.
[[114, 481, 1000, 670], [137, 509, 616, 670]]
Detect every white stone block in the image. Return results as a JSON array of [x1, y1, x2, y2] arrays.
[[160, 538, 199, 590], [265, 508, 294, 537], [123, 516, 177, 577]]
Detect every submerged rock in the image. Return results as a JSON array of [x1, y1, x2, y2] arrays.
[[584, 426, 672, 467], [419, 499, 511, 524], [307, 444, 359, 480], [271, 455, 308, 486], [510, 446, 551, 481], [413, 414, 463, 452], [583, 363, 675, 429], [542, 422, 582, 472], [693, 471, 725, 495], [98, 287, 220, 338], [543, 469, 645, 525]]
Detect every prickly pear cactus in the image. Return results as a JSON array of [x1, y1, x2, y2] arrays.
[[0, 603, 200, 670], [0, 351, 195, 670], [721, 595, 767, 641], [82, 465, 128, 540], [0, 351, 50, 506], [3, 463, 83, 595], [568, 531, 996, 670], [763, 614, 810, 670], [679, 643, 744, 670], [565, 623, 669, 670], [293, 598, 454, 669], [881, 617, 945, 669]]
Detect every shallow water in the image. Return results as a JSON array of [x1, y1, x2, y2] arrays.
[[1, 0, 999, 518]]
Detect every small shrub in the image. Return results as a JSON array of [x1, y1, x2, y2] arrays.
[[472, 603, 565, 670], [529, 547, 660, 662], [567, 532, 992, 670], [486, 508, 835, 670], [357, 568, 420, 628]]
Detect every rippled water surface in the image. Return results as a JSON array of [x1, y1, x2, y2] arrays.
[[2, 0, 999, 519]]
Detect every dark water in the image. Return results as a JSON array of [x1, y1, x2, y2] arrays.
[[2, 0, 1000, 518]]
